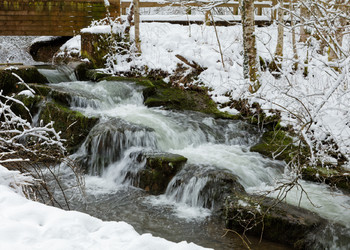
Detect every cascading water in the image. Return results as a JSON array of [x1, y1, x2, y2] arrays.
[[40, 68, 350, 249], [38, 65, 77, 83]]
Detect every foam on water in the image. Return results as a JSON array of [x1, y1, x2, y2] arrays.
[[48, 79, 350, 243]]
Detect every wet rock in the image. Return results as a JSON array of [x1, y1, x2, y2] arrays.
[[79, 118, 156, 175], [30, 36, 72, 63], [141, 80, 232, 119], [0, 65, 48, 95], [167, 165, 245, 210], [250, 130, 309, 163], [39, 101, 98, 153], [81, 29, 129, 68], [224, 194, 325, 248], [133, 151, 188, 195], [85, 69, 112, 82], [302, 166, 350, 192], [11, 94, 43, 122]]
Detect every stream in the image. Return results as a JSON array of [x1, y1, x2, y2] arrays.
[[39, 68, 350, 249]]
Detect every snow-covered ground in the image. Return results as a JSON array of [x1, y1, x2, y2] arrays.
[[0, 36, 38, 65], [0, 165, 209, 250]]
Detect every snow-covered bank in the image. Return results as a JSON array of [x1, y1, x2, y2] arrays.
[[0, 165, 209, 250], [0, 36, 38, 65]]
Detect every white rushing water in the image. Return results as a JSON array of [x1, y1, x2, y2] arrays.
[[48, 79, 350, 227], [43, 77, 350, 249]]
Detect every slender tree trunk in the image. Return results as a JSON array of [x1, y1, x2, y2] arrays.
[[290, 0, 299, 70], [241, 0, 260, 93], [133, 0, 141, 53], [299, 1, 308, 43], [274, 0, 284, 70]]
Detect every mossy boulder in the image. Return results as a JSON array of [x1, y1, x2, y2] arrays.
[[26, 84, 74, 107], [302, 166, 350, 192], [40, 101, 98, 153], [85, 69, 112, 82], [168, 165, 245, 210], [11, 94, 43, 122], [224, 194, 324, 248], [133, 151, 188, 195], [250, 130, 309, 163], [0, 66, 48, 95], [142, 80, 232, 118]]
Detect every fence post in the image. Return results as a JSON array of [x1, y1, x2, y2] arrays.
[[108, 0, 121, 18], [271, 0, 277, 20], [205, 10, 211, 25]]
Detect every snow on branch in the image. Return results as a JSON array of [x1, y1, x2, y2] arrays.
[[0, 88, 65, 164]]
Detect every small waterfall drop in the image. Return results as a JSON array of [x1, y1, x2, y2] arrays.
[[76, 118, 157, 175], [164, 165, 244, 210], [38, 65, 77, 83]]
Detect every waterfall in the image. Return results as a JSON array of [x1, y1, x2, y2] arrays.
[[76, 118, 157, 176], [38, 66, 76, 83], [40, 78, 350, 248]]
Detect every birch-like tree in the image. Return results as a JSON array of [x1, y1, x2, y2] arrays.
[[241, 0, 260, 93], [270, 0, 285, 73]]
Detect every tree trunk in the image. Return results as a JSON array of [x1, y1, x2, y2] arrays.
[[299, 1, 309, 43], [241, 0, 260, 93], [133, 0, 141, 53], [274, 0, 284, 70], [290, 0, 299, 70]]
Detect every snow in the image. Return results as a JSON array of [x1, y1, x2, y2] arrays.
[[81, 25, 111, 34], [17, 90, 35, 97], [0, 165, 210, 250], [120, 14, 270, 22], [59, 35, 81, 52], [0, 37, 38, 65], [32, 36, 59, 44]]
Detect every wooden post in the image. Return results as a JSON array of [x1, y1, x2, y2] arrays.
[[205, 10, 211, 25], [108, 0, 121, 18], [271, 0, 278, 20]]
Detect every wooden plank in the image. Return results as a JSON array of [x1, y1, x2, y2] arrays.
[[0, 10, 106, 16], [0, 20, 88, 26], [0, 30, 77, 36], [0, 5, 107, 13], [0, 25, 87, 31], [0, 0, 108, 4], [0, 14, 91, 20]]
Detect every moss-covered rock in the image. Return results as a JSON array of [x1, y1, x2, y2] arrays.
[[133, 151, 188, 195], [168, 165, 245, 210], [26, 84, 73, 107], [40, 101, 98, 153], [250, 130, 309, 163], [220, 99, 281, 129], [224, 194, 324, 248], [302, 166, 350, 192], [0, 66, 48, 95], [142, 80, 231, 118], [11, 94, 43, 122], [85, 69, 112, 82]]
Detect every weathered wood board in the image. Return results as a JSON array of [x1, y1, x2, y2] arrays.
[[0, 0, 120, 36]]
